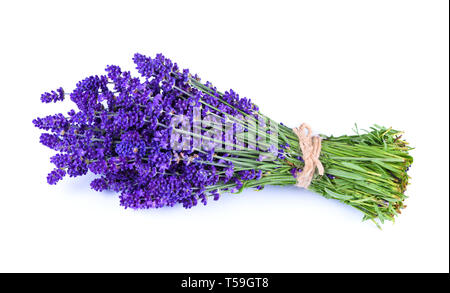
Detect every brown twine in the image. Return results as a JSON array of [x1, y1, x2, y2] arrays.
[[293, 123, 324, 189]]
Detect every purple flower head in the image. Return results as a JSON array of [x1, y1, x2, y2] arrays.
[[39, 133, 62, 150], [47, 168, 66, 185], [33, 113, 69, 133], [230, 178, 243, 193], [91, 177, 108, 191], [290, 168, 302, 178], [41, 87, 64, 103]]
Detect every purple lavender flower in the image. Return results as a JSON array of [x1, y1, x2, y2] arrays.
[[41, 87, 64, 103], [47, 168, 66, 185], [290, 168, 302, 178]]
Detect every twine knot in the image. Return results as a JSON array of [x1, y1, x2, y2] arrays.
[[293, 123, 324, 189]]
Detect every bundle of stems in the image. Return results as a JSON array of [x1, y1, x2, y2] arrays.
[[188, 80, 413, 227]]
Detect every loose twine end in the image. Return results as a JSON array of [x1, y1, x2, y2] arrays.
[[293, 123, 324, 189]]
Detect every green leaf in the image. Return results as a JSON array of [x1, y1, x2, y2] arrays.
[[374, 205, 385, 224], [373, 160, 400, 173], [339, 161, 367, 172], [326, 169, 366, 181], [325, 188, 354, 201]]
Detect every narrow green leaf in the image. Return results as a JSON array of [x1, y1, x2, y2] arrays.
[[326, 169, 366, 181], [325, 188, 354, 201]]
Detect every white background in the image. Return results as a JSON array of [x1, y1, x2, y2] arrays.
[[0, 0, 448, 273]]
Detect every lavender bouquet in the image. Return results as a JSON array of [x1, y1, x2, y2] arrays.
[[33, 53, 413, 227]]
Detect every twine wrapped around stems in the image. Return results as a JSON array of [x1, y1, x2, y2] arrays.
[[293, 123, 324, 189]]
